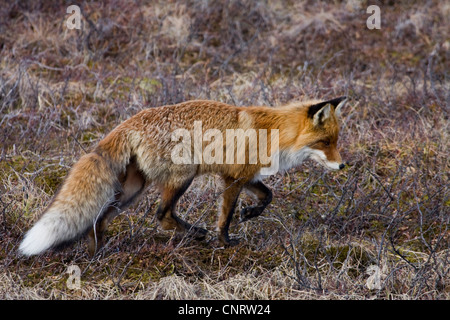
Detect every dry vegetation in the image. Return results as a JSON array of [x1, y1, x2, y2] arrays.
[[0, 0, 448, 300]]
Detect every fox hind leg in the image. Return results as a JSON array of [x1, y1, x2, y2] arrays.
[[87, 205, 117, 257], [156, 178, 207, 240], [88, 158, 146, 257]]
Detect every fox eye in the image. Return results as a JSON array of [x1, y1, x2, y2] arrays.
[[322, 140, 330, 146]]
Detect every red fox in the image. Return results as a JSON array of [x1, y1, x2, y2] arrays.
[[19, 97, 347, 257]]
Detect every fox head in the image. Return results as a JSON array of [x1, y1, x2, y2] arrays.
[[302, 96, 347, 171]]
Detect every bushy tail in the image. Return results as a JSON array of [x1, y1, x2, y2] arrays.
[[19, 151, 124, 256]]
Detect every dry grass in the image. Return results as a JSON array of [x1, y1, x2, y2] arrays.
[[0, 0, 448, 300]]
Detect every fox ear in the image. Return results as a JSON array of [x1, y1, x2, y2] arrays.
[[312, 103, 332, 127], [308, 96, 347, 119], [334, 97, 347, 117]]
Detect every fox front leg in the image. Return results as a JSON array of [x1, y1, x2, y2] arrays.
[[240, 181, 273, 223], [217, 177, 245, 247]]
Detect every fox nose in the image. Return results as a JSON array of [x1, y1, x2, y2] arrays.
[[339, 163, 345, 170]]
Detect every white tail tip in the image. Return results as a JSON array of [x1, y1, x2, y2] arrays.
[[19, 222, 55, 256]]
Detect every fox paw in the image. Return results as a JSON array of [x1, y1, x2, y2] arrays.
[[224, 238, 240, 247], [187, 226, 208, 241], [239, 206, 263, 223], [218, 233, 240, 247]]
